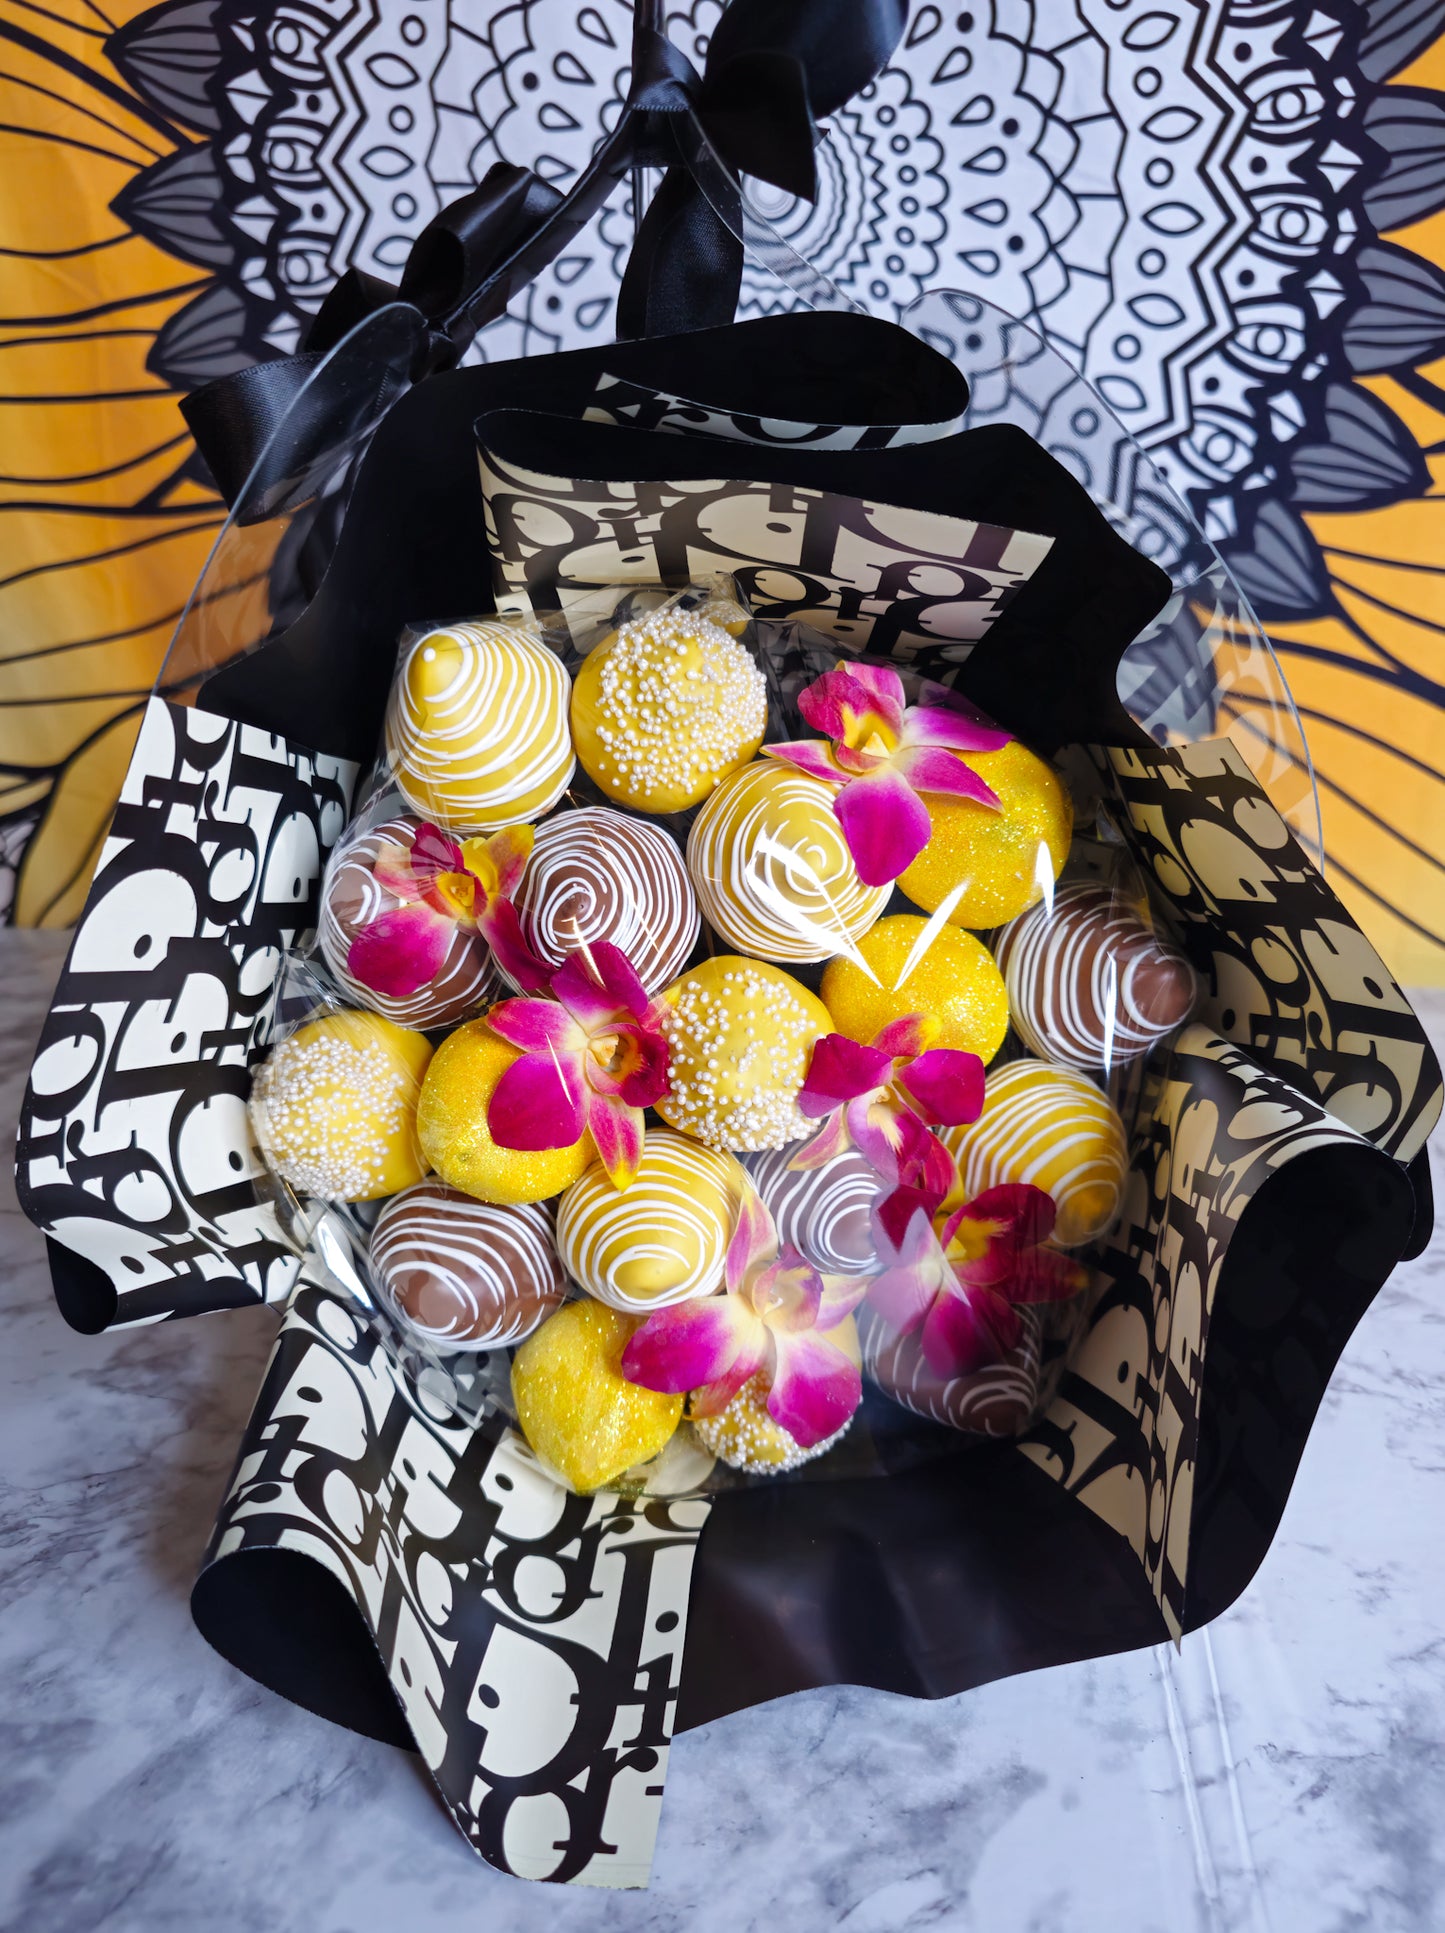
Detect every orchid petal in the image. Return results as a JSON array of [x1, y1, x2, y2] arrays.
[[725, 1185, 779, 1296], [950, 1236, 1018, 1292], [846, 1093, 899, 1180], [849, 1095, 936, 1186], [347, 904, 453, 998], [866, 1260, 940, 1335], [893, 744, 1002, 811], [903, 703, 1011, 754], [834, 765, 933, 887], [790, 1107, 854, 1172], [901, 1126, 958, 1208], [798, 1033, 893, 1115], [689, 1363, 766, 1419], [838, 660, 906, 731], [589, 938, 656, 1021], [761, 740, 847, 785], [479, 898, 553, 992], [583, 1092, 647, 1190], [622, 1294, 765, 1398], [921, 1283, 1021, 1377], [487, 1047, 587, 1151], [953, 1182, 1057, 1249], [797, 668, 874, 741], [371, 843, 424, 900], [465, 823, 533, 901], [553, 940, 651, 1027], [871, 1014, 937, 1061], [1004, 1244, 1090, 1305], [408, 821, 465, 884], [897, 1048, 986, 1128], [485, 996, 581, 1056], [871, 1184, 940, 1265], [817, 1273, 870, 1329], [766, 1329, 862, 1449]]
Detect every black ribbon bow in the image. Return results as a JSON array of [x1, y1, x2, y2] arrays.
[[618, 0, 907, 338], [181, 0, 908, 522]]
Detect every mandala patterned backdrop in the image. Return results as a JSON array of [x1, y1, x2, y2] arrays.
[[2, 0, 1443, 979]]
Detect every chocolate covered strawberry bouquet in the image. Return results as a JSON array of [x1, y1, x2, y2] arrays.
[[248, 581, 1199, 1494]]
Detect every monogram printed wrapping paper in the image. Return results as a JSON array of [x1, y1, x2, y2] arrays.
[[1019, 737, 1441, 1639], [479, 449, 1056, 658], [197, 1281, 710, 1887], [18, 699, 357, 1326]]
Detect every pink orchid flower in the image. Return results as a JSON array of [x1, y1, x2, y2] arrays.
[[763, 661, 1011, 885], [485, 940, 670, 1190], [347, 820, 549, 998], [622, 1186, 866, 1450], [869, 1183, 1088, 1377], [793, 1016, 984, 1204]]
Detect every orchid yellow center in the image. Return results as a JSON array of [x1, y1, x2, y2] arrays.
[[433, 871, 477, 922], [588, 1030, 621, 1071], [841, 708, 899, 759], [590, 1028, 650, 1086], [945, 1216, 998, 1266]]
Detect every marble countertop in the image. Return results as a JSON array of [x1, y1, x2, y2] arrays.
[[2, 927, 1442, 1933]]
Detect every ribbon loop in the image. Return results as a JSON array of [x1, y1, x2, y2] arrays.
[[398, 164, 567, 343], [183, 0, 909, 518], [699, 50, 817, 199], [616, 0, 907, 337]]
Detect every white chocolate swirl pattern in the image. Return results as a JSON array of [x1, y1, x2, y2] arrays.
[[512, 806, 699, 993], [556, 1129, 745, 1312], [991, 882, 1196, 1073], [859, 1304, 1042, 1435], [941, 1057, 1128, 1249], [747, 1144, 882, 1275], [371, 1181, 565, 1349], [318, 814, 501, 1028], [686, 761, 890, 964], [384, 620, 574, 830]]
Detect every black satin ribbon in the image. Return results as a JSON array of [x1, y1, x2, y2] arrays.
[[181, 163, 565, 519], [182, 0, 908, 521], [617, 0, 907, 339]]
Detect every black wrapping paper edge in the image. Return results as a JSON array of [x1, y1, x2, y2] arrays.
[[193, 311, 1168, 760], [198, 313, 971, 744], [1183, 1139, 1417, 1630], [186, 1117, 1417, 1745]]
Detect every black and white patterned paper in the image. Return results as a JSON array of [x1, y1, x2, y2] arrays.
[[478, 443, 1055, 658], [203, 1280, 710, 1886], [1023, 740, 1442, 1638], [1102, 737, 1443, 1164], [17, 700, 357, 1323]]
